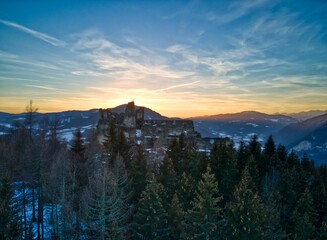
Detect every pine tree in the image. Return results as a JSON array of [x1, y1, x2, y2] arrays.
[[264, 135, 276, 158], [237, 140, 249, 179], [249, 135, 262, 163], [264, 190, 286, 240], [70, 129, 88, 238], [130, 178, 169, 240], [185, 164, 223, 240], [209, 139, 237, 202], [71, 129, 86, 162], [278, 167, 299, 235], [263, 135, 276, 172], [168, 193, 185, 239], [129, 145, 148, 204], [320, 220, 327, 239], [292, 187, 317, 240], [310, 172, 327, 230], [176, 172, 196, 211], [225, 168, 267, 240], [277, 144, 288, 169], [167, 133, 197, 176], [0, 172, 21, 240], [159, 155, 177, 200]]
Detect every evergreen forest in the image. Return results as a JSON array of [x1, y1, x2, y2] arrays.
[[1, 104, 327, 240]]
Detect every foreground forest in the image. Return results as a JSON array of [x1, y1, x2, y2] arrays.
[[1, 107, 327, 240]]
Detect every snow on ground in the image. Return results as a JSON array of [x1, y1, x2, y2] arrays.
[[270, 118, 279, 122], [14, 183, 60, 239], [246, 123, 259, 127], [0, 123, 12, 128], [293, 141, 312, 151]]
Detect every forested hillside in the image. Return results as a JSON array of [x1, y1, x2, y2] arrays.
[[1, 113, 327, 239]]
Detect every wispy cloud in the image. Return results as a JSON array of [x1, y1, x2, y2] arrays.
[[71, 29, 194, 82], [0, 19, 66, 47], [24, 84, 64, 92], [207, 0, 272, 24], [155, 81, 201, 92]]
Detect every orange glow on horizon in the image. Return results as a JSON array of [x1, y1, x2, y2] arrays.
[[2, 100, 325, 118]]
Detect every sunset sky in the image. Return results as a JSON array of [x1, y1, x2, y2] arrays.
[[1, 0, 327, 117]]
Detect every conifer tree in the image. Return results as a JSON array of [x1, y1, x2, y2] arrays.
[[277, 167, 301, 235], [129, 145, 148, 204], [320, 220, 327, 239], [249, 135, 262, 162], [83, 161, 130, 240], [0, 172, 21, 240], [71, 129, 86, 163], [237, 140, 249, 178], [264, 190, 286, 240], [70, 129, 88, 238], [167, 133, 197, 176], [292, 187, 317, 240], [225, 168, 267, 239], [168, 193, 185, 239], [209, 139, 237, 202], [310, 172, 327, 229], [186, 164, 223, 240], [159, 155, 177, 200], [264, 135, 276, 158], [131, 178, 169, 240], [176, 172, 196, 211], [263, 135, 276, 172]]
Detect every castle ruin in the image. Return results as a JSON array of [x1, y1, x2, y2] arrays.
[[97, 101, 202, 150]]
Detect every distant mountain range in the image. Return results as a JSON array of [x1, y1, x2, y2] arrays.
[[0, 106, 326, 165], [285, 110, 327, 121]]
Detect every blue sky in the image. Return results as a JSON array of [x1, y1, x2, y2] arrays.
[[0, 0, 326, 117]]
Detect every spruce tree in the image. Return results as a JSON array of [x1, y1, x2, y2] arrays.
[[209, 139, 237, 202], [130, 178, 169, 240], [70, 129, 88, 238], [320, 220, 327, 239], [237, 140, 249, 179], [176, 172, 196, 211], [292, 187, 317, 240], [0, 173, 21, 240], [129, 145, 148, 204], [225, 168, 267, 240], [168, 193, 185, 239], [159, 155, 177, 200], [186, 164, 223, 240]]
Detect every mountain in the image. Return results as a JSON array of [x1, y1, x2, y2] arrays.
[[276, 113, 327, 146], [275, 113, 327, 165], [1, 107, 326, 165], [190, 111, 297, 143], [0, 105, 167, 143], [286, 110, 327, 121], [109, 104, 168, 120]]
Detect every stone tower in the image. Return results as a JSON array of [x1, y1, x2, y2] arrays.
[[123, 101, 136, 128]]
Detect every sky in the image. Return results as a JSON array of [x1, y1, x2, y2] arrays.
[[0, 0, 327, 117]]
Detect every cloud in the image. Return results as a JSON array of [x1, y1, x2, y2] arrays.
[[24, 84, 64, 92], [207, 0, 271, 24], [0, 19, 66, 47], [155, 81, 201, 92], [71, 29, 194, 81]]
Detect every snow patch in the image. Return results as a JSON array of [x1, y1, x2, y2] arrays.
[[246, 123, 259, 127], [0, 123, 12, 128], [293, 141, 312, 151]]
